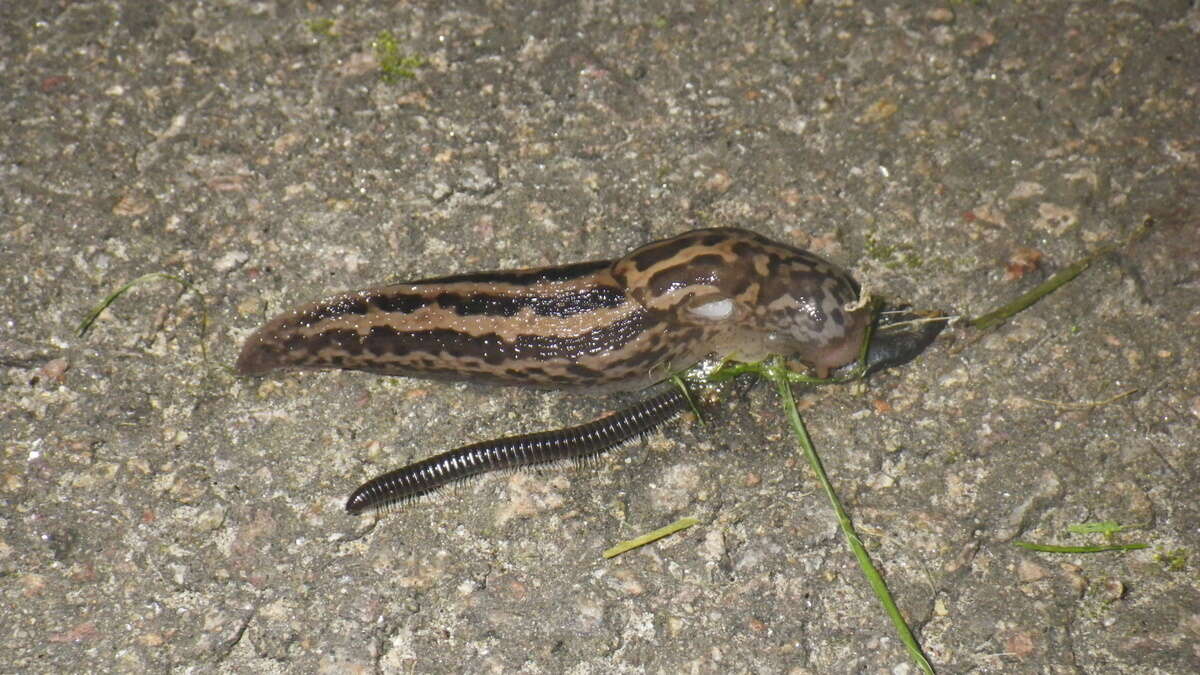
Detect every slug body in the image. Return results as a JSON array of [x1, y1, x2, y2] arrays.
[[237, 227, 869, 388]]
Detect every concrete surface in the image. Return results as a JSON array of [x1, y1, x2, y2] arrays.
[[2, 1, 1198, 673]]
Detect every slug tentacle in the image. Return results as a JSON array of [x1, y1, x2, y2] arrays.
[[345, 388, 690, 514], [861, 308, 948, 376]]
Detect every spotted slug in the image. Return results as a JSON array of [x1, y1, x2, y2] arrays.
[[237, 227, 870, 388]]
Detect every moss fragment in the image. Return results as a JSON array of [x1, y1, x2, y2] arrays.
[[374, 31, 425, 83]]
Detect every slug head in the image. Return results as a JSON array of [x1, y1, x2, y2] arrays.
[[611, 227, 869, 377]]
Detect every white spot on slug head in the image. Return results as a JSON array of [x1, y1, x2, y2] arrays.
[[688, 298, 734, 321]]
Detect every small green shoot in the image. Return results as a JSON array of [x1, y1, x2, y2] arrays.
[[1067, 521, 1132, 538], [864, 229, 924, 270], [669, 374, 705, 425], [1015, 521, 1147, 554], [1155, 549, 1188, 572], [306, 18, 336, 38], [77, 272, 209, 362], [604, 517, 699, 559], [373, 31, 425, 83]]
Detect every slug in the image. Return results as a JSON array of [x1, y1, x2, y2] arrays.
[[238, 227, 882, 514], [237, 227, 870, 387]]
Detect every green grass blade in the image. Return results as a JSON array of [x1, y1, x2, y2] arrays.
[[604, 517, 700, 559], [77, 272, 210, 363], [766, 361, 935, 674], [970, 215, 1152, 331], [968, 256, 1094, 331], [1013, 541, 1148, 553]]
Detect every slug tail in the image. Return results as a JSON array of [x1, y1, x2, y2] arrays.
[[236, 326, 287, 375]]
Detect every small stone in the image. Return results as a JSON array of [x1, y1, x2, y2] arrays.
[[858, 99, 898, 124], [1017, 558, 1049, 583], [926, 8, 954, 23], [112, 192, 154, 216]]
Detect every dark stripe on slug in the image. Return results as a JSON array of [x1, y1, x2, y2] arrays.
[[697, 232, 730, 247], [291, 311, 656, 370], [625, 235, 700, 271], [646, 253, 728, 298], [529, 285, 627, 317], [435, 285, 627, 318], [778, 264, 839, 294], [416, 259, 612, 286], [291, 295, 371, 326], [611, 345, 672, 370], [510, 312, 654, 360], [565, 363, 606, 379], [436, 292, 521, 317], [829, 307, 845, 327], [371, 293, 430, 314], [765, 249, 829, 275], [730, 241, 758, 261], [289, 293, 427, 329], [283, 283, 628, 329]]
